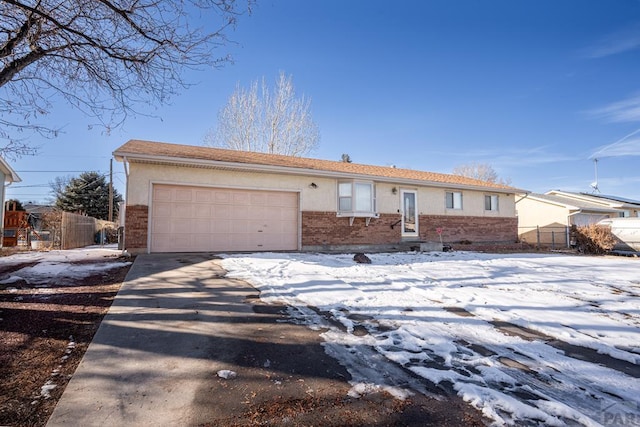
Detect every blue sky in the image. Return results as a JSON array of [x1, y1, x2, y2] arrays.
[[6, 0, 640, 204]]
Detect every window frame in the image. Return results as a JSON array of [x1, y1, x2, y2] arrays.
[[445, 191, 463, 210], [484, 194, 499, 212], [337, 180, 377, 217]]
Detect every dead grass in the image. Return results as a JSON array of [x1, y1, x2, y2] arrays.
[[0, 258, 131, 426]]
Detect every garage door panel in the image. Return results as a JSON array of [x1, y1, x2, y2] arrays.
[[153, 187, 173, 202], [195, 190, 212, 203], [213, 204, 231, 218], [230, 205, 249, 220], [214, 191, 232, 204], [194, 205, 211, 218], [250, 206, 266, 220], [172, 220, 191, 234], [230, 220, 249, 234], [153, 203, 172, 217], [233, 193, 250, 205], [193, 219, 210, 233], [281, 208, 298, 221], [174, 188, 193, 202], [152, 218, 171, 231], [151, 184, 298, 253], [213, 219, 230, 233], [269, 193, 297, 207], [250, 193, 267, 205]]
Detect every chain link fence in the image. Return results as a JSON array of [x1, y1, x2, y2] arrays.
[[519, 225, 572, 250]]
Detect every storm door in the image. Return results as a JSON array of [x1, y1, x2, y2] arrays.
[[401, 190, 418, 238]]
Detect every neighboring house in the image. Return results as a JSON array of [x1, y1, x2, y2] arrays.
[[1, 156, 21, 248], [586, 193, 640, 217], [516, 190, 640, 247], [114, 140, 524, 254]]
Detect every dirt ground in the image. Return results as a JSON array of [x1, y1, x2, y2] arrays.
[[0, 253, 131, 426], [0, 251, 489, 427]]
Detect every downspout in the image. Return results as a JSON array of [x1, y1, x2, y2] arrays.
[[567, 209, 583, 248], [121, 157, 129, 255], [0, 181, 11, 248], [514, 192, 531, 204]]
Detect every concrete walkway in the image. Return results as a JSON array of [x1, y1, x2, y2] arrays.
[[46, 253, 350, 426]]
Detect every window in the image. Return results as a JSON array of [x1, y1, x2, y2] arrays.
[[485, 195, 499, 211], [338, 181, 376, 214], [338, 182, 352, 211], [446, 191, 463, 209]]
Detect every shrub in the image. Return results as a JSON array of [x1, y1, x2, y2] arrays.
[[572, 224, 616, 255]]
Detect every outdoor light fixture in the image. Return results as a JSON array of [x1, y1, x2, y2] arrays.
[[309, 182, 318, 189], [392, 187, 398, 194]]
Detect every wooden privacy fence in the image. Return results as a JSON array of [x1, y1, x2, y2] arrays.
[[61, 211, 98, 249]]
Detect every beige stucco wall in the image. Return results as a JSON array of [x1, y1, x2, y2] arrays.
[[516, 195, 568, 229], [125, 163, 516, 218], [0, 169, 6, 246]]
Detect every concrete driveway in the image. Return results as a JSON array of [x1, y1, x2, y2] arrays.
[[45, 253, 341, 425], [46, 254, 485, 426]]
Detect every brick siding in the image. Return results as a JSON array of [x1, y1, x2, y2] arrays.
[[124, 204, 148, 253], [302, 211, 518, 248], [419, 215, 518, 244], [302, 212, 402, 247]]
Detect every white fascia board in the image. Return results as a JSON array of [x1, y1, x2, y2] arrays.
[[546, 190, 620, 208], [0, 157, 21, 183], [113, 151, 522, 195]]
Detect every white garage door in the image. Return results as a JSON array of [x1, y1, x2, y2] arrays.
[[150, 184, 299, 252], [572, 213, 609, 227]]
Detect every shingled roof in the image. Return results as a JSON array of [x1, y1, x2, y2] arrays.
[[114, 139, 520, 193]]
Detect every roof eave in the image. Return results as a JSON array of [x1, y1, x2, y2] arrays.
[[113, 150, 522, 194], [0, 157, 21, 183]]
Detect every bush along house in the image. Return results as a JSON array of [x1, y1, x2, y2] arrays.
[[113, 140, 524, 254]]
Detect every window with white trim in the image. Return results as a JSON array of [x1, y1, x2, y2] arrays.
[[338, 181, 376, 214], [446, 191, 463, 210], [485, 195, 499, 211]]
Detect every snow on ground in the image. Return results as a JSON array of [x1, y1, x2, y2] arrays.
[[221, 251, 640, 426], [0, 245, 131, 287]]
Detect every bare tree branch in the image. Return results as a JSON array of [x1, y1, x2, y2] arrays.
[[0, 0, 252, 160], [206, 71, 320, 156], [452, 162, 512, 185]]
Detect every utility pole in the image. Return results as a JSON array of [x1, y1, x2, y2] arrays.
[[108, 158, 114, 222]]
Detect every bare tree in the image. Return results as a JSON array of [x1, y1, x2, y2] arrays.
[[0, 0, 252, 159], [206, 71, 320, 156], [452, 162, 511, 185]]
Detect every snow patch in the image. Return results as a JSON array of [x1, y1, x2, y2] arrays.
[[221, 251, 640, 426]]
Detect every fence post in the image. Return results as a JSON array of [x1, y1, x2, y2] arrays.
[[61, 212, 66, 250], [536, 225, 540, 249]]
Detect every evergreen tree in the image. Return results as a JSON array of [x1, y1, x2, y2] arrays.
[[54, 172, 122, 220]]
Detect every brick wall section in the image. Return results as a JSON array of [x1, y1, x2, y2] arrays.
[[125, 204, 148, 252], [302, 212, 518, 247], [302, 212, 402, 246], [419, 215, 518, 243]]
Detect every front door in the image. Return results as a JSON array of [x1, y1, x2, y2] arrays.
[[401, 190, 418, 238]]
